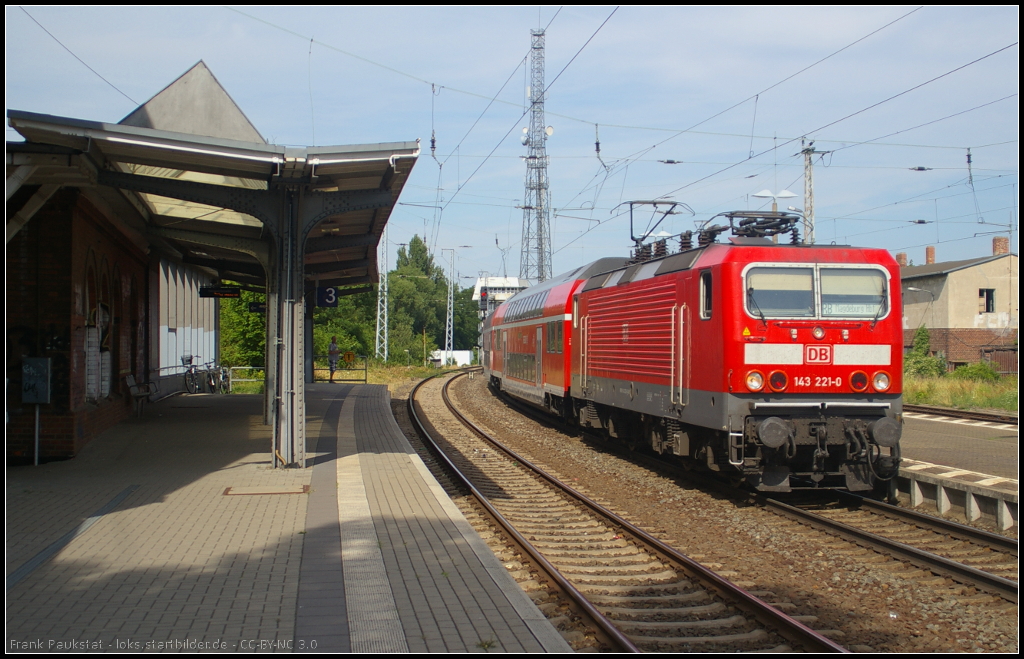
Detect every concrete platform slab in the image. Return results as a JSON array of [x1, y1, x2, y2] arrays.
[[6, 384, 570, 653]]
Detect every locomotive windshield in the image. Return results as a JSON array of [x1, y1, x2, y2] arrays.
[[746, 267, 815, 317], [820, 268, 887, 318], [745, 265, 889, 319]]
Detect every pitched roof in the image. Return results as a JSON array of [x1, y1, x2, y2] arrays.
[[900, 253, 1015, 280], [118, 61, 265, 143]]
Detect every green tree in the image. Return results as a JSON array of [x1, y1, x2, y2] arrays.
[[311, 288, 377, 357], [904, 326, 946, 378], [386, 234, 473, 362], [910, 325, 931, 356], [219, 287, 266, 367], [395, 235, 446, 283], [218, 235, 480, 370], [453, 286, 481, 350]]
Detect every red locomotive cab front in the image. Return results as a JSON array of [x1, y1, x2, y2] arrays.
[[735, 260, 902, 396], [724, 250, 904, 491]]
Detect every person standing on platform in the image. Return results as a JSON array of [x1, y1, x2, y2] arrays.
[[328, 336, 340, 383]]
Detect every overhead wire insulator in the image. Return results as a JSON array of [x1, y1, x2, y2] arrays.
[[595, 123, 608, 171]]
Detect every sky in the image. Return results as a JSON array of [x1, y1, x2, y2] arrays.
[[6, 6, 1019, 285]]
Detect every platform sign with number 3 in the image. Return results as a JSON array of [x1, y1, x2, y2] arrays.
[[316, 286, 338, 307]]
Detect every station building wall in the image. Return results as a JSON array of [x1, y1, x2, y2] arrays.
[[153, 260, 218, 388], [6, 189, 219, 463], [7, 189, 147, 462]]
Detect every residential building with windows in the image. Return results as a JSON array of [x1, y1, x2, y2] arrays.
[[898, 238, 1018, 373]]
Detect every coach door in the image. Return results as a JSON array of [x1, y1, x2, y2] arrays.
[[536, 326, 543, 386]]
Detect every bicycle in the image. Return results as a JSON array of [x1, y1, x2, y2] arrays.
[[203, 362, 230, 394], [203, 361, 219, 393], [217, 365, 231, 393], [182, 354, 201, 394]]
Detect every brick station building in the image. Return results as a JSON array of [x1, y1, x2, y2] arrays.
[[7, 62, 417, 465], [7, 63, 254, 463], [898, 238, 1019, 373]]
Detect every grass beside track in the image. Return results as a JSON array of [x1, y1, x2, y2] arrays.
[[903, 375, 1018, 412]]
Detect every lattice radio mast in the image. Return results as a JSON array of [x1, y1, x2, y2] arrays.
[[520, 28, 553, 283], [374, 225, 388, 361]]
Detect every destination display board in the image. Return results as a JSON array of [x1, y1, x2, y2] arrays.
[[199, 286, 241, 298]]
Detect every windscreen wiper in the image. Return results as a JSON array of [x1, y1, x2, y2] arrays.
[[747, 288, 767, 327], [869, 293, 887, 329]]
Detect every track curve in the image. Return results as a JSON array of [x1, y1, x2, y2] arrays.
[[411, 371, 847, 653]]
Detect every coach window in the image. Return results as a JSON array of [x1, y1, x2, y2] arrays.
[[700, 270, 713, 319]]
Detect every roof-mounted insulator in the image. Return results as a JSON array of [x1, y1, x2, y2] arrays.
[[679, 231, 693, 252]]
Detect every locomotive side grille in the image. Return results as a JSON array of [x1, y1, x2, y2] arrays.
[[587, 281, 676, 379]]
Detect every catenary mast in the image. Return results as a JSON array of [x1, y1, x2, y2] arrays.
[[520, 28, 553, 283], [374, 225, 388, 361]]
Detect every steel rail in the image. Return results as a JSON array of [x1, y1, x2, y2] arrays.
[[835, 491, 1019, 554], [484, 377, 1017, 605], [443, 372, 848, 653], [903, 404, 1017, 426], [765, 497, 1018, 603], [408, 374, 640, 653]]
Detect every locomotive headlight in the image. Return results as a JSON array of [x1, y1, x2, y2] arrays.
[[745, 370, 765, 392], [812, 326, 826, 340], [872, 371, 891, 392], [768, 370, 788, 392], [850, 371, 869, 392]]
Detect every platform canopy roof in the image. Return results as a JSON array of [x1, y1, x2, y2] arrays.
[[7, 61, 419, 290]]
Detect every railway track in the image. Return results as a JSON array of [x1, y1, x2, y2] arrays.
[[903, 404, 1017, 425], [769, 493, 1018, 603], [410, 371, 846, 653], [482, 377, 1019, 605]]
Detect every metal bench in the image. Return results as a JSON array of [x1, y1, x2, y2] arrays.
[[125, 374, 159, 417]]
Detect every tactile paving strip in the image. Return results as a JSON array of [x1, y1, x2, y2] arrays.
[[337, 398, 409, 653]]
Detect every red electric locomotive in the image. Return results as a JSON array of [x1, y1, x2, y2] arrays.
[[483, 211, 902, 492]]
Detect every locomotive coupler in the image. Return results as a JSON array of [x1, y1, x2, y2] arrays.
[[811, 424, 829, 475]]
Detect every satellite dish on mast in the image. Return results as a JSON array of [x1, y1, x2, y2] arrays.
[[545, 126, 554, 136]]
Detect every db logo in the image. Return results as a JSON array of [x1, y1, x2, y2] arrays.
[[805, 345, 832, 364]]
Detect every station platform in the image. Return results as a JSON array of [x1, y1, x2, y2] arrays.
[[5, 384, 570, 653], [894, 411, 1018, 530]]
